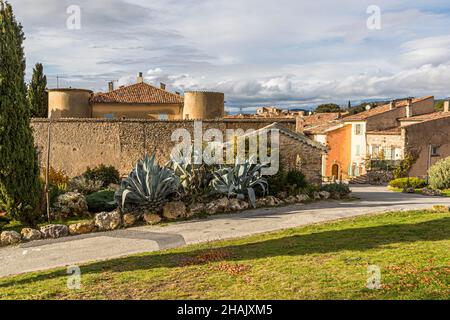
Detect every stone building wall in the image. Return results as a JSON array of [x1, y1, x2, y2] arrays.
[[403, 117, 450, 178], [31, 118, 300, 178]]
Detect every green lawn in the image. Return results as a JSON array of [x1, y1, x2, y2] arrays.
[[0, 210, 449, 300]]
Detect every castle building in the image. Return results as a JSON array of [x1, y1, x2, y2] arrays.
[[48, 73, 224, 120]]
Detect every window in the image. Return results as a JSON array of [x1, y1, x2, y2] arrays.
[[159, 113, 168, 120], [431, 145, 440, 156], [103, 113, 114, 119], [354, 124, 362, 135], [372, 145, 380, 158]]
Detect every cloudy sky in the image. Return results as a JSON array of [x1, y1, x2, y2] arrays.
[[9, 0, 450, 111]]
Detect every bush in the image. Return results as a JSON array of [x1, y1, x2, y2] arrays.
[[83, 165, 120, 188], [86, 190, 117, 213], [389, 177, 427, 189], [285, 170, 308, 189], [69, 176, 103, 195], [266, 169, 287, 196], [428, 157, 450, 190], [321, 183, 351, 198]]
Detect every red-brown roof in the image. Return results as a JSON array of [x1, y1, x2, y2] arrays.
[[90, 82, 184, 104], [344, 96, 433, 121], [399, 111, 450, 124]]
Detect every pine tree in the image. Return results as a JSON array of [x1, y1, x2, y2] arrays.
[[28, 63, 48, 118], [0, 1, 42, 224]]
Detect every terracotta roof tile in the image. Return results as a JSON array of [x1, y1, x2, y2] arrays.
[[344, 96, 433, 121], [399, 111, 450, 123], [90, 82, 184, 104]]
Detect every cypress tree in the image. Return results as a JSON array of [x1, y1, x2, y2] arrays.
[[28, 63, 48, 118], [0, 1, 42, 224]]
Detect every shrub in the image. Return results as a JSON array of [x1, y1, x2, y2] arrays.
[[86, 190, 117, 213], [393, 153, 417, 179], [69, 176, 103, 195], [83, 165, 120, 188], [428, 157, 450, 190], [285, 170, 308, 189], [266, 169, 287, 196], [389, 177, 427, 189], [321, 183, 351, 198]]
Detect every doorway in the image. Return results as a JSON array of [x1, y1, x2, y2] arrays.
[[331, 164, 339, 180]]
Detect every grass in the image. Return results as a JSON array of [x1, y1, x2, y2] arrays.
[[0, 210, 449, 300]]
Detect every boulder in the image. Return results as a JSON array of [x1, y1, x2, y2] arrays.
[[1, 231, 21, 246], [163, 201, 187, 220], [284, 196, 298, 204], [206, 197, 230, 215], [53, 192, 88, 219], [21, 228, 42, 241], [94, 210, 122, 231], [255, 198, 267, 208], [228, 198, 250, 211], [123, 213, 138, 227], [69, 221, 96, 235], [422, 188, 442, 196], [266, 196, 282, 207], [276, 192, 288, 200], [313, 192, 321, 200], [40, 224, 69, 239], [189, 203, 206, 215], [296, 194, 310, 202], [319, 191, 331, 200], [144, 213, 162, 225]]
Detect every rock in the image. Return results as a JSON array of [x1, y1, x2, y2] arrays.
[[319, 191, 331, 200], [255, 198, 267, 208], [330, 192, 341, 200], [163, 201, 187, 220], [276, 192, 288, 200], [313, 192, 321, 200], [21, 228, 42, 241], [1, 231, 21, 246], [40, 224, 69, 239], [94, 210, 122, 231], [422, 188, 442, 196], [431, 205, 450, 213], [69, 221, 95, 235], [144, 213, 162, 225], [123, 213, 138, 227], [206, 197, 230, 215], [53, 192, 88, 219], [296, 194, 310, 202], [284, 196, 298, 204], [108, 183, 120, 191], [402, 187, 415, 194], [228, 198, 250, 211], [189, 203, 206, 215]]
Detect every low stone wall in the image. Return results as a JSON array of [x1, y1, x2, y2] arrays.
[[31, 118, 302, 178]]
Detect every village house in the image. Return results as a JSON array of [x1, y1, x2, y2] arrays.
[[298, 96, 439, 181]]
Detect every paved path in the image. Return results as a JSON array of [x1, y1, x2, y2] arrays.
[[1, 186, 449, 278]]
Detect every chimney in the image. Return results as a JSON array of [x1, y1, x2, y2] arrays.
[[137, 72, 144, 83], [108, 81, 114, 92], [389, 101, 396, 110], [160, 82, 166, 90], [406, 98, 413, 118], [444, 100, 450, 113]]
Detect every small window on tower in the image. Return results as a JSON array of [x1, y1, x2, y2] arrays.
[[431, 146, 440, 156]]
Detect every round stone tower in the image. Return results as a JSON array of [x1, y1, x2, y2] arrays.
[[183, 91, 224, 120], [47, 88, 93, 119]]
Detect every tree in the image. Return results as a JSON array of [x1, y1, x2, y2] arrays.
[[315, 103, 342, 113], [28, 63, 48, 118], [0, 1, 42, 224]]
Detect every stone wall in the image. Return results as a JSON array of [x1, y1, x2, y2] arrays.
[[31, 118, 301, 178], [403, 116, 450, 178]]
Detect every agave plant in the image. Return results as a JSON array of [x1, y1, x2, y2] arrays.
[[115, 153, 180, 213], [169, 147, 215, 201], [210, 159, 269, 208]]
